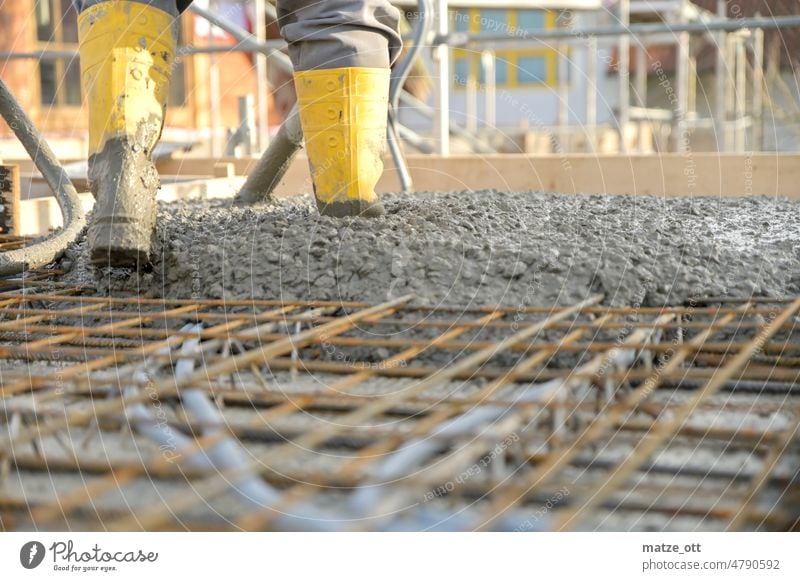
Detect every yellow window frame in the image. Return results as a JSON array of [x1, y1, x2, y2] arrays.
[[452, 8, 560, 89]]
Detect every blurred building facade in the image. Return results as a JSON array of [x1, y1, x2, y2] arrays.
[[0, 0, 275, 142], [1, 1, 798, 154]]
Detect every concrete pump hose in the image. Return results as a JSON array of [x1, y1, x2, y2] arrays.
[[0, 79, 86, 276], [234, 106, 303, 204]]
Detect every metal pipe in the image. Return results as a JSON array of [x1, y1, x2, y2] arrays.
[[400, 90, 496, 153], [635, 43, 648, 152], [585, 35, 597, 153], [466, 75, 478, 134], [208, 24, 222, 158], [0, 44, 288, 60], [735, 34, 747, 151], [675, 30, 691, 153], [481, 50, 496, 130], [634, 44, 647, 108], [387, 0, 433, 193], [390, 0, 431, 114], [253, 0, 270, 150], [557, 42, 569, 152], [617, 0, 630, 153], [397, 123, 435, 154], [3, 15, 799, 62], [225, 94, 257, 157], [0, 79, 86, 276], [752, 26, 765, 151], [433, 0, 450, 155], [386, 111, 412, 193], [689, 49, 698, 121], [178, 42, 286, 55], [724, 34, 736, 150], [715, 0, 727, 152], [447, 14, 800, 45], [187, 3, 293, 72]]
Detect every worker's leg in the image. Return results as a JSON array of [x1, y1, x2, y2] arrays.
[[76, 0, 185, 266], [277, 0, 402, 217]]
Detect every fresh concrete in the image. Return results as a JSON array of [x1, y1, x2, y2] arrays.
[[60, 191, 800, 307]]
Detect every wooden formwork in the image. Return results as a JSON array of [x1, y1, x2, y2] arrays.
[[8, 153, 800, 236], [154, 153, 800, 199]]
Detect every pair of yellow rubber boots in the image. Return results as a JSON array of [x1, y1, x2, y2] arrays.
[[79, 1, 388, 266]]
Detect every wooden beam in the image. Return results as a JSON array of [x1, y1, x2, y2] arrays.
[[156, 153, 800, 199], [17, 193, 94, 236], [11, 153, 799, 235]]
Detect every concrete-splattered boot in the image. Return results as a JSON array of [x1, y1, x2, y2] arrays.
[[78, 1, 176, 266], [294, 67, 389, 217]]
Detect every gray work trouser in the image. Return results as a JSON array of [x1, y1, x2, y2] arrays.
[[73, 0, 402, 70]]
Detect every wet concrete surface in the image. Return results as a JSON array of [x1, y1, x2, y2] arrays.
[[59, 191, 800, 307]]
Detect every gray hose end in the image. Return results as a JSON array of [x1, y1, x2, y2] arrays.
[[234, 108, 304, 206]]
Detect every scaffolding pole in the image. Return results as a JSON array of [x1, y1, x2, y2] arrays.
[[253, 0, 270, 150], [617, 0, 630, 153], [434, 0, 450, 156]]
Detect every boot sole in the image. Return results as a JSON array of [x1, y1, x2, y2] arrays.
[[317, 199, 386, 218], [89, 220, 153, 268]]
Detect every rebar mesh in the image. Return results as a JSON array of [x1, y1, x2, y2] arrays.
[[0, 274, 798, 531]]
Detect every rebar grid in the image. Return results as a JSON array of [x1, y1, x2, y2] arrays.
[[0, 282, 798, 532]]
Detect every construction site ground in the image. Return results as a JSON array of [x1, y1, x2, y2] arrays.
[[1, 189, 799, 532]]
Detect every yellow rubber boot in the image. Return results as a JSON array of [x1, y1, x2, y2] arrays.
[[78, 1, 176, 266], [294, 67, 389, 217]]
